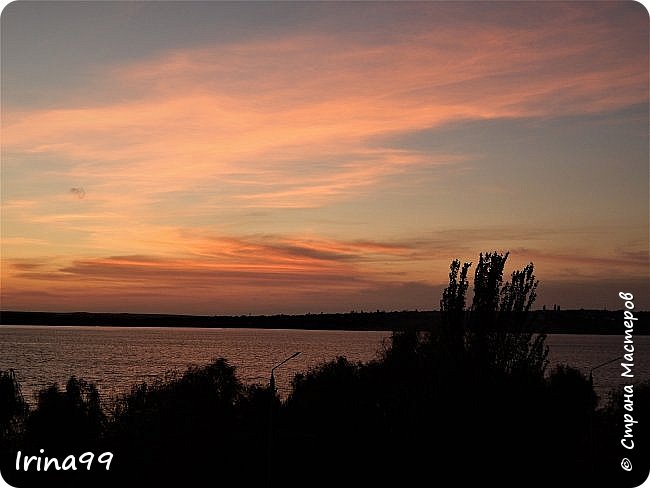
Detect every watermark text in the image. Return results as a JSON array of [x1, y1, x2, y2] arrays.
[[618, 292, 637, 471], [15, 450, 113, 472]]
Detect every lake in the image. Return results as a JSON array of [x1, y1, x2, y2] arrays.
[[0, 325, 647, 406]]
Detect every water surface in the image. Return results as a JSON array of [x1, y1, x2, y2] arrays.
[[1, 326, 646, 406]]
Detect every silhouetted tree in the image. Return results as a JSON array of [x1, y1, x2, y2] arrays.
[[440, 251, 548, 379], [466, 251, 508, 369], [496, 259, 547, 378], [439, 259, 471, 356]]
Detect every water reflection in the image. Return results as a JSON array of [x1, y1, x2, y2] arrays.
[[1, 326, 647, 406]]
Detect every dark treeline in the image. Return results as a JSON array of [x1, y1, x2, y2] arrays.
[[2, 308, 648, 334], [1, 252, 648, 487]]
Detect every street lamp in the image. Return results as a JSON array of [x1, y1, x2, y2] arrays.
[[269, 351, 301, 396], [268, 351, 301, 488], [589, 355, 622, 385], [588, 354, 622, 477]]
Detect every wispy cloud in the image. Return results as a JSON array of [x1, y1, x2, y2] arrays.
[[3, 8, 646, 211], [2, 3, 647, 312], [3, 224, 647, 313]]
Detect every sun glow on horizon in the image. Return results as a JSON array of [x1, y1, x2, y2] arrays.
[[2, 2, 648, 313]]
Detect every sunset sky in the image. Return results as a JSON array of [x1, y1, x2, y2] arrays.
[[1, 1, 648, 314]]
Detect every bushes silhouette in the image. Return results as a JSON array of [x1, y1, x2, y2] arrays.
[[1, 355, 643, 488], [1, 252, 644, 487], [0, 369, 29, 476], [106, 358, 265, 486], [0, 369, 28, 444], [24, 376, 105, 452], [595, 379, 650, 487]]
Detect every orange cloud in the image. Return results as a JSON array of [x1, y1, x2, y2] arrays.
[[3, 225, 646, 313], [2, 3, 647, 313], [2, 235, 406, 313], [3, 10, 646, 210]]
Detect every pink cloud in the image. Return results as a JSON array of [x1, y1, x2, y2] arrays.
[[3, 9, 646, 210], [2, 3, 646, 313], [3, 226, 646, 313]]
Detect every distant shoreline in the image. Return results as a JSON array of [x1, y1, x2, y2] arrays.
[[1, 309, 647, 334]]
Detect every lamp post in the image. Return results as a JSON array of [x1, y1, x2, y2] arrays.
[[589, 355, 622, 386], [588, 355, 622, 478], [267, 351, 301, 488], [270, 351, 301, 396]]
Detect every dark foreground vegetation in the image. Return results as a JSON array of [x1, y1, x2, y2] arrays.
[[1, 253, 648, 487]]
